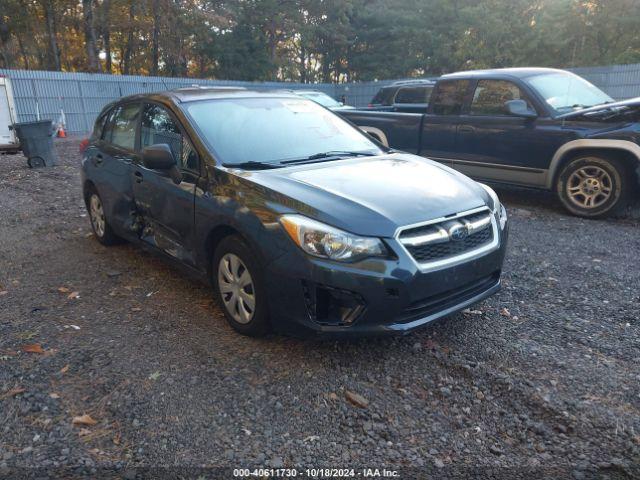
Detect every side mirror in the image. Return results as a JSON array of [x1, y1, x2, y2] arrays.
[[142, 144, 176, 170], [142, 144, 182, 184], [505, 99, 537, 119]]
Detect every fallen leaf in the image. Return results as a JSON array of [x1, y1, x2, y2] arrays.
[[345, 390, 369, 408], [78, 428, 92, 436], [22, 344, 44, 354], [112, 433, 121, 445], [60, 364, 70, 374], [0, 386, 25, 400], [0, 291, 8, 296], [49, 393, 60, 399], [72, 414, 98, 426], [328, 392, 338, 401], [67, 291, 80, 300], [148, 371, 161, 381], [500, 307, 511, 317], [131, 307, 142, 312], [57, 287, 70, 293], [462, 308, 483, 315]]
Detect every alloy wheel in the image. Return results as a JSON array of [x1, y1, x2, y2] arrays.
[[217, 253, 256, 324], [566, 165, 613, 209], [89, 194, 106, 238]]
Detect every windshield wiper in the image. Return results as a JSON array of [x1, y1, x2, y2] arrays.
[[280, 150, 377, 165], [222, 161, 282, 170]]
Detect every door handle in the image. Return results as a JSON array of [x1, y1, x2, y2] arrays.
[[95, 153, 103, 164], [458, 125, 475, 133], [134, 171, 143, 183]]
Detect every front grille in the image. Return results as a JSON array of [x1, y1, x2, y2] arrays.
[[398, 209, 495, 266]]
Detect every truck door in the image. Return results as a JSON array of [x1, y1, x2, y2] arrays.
[[132, 103, 200, 266], [419, 79, 471, 166], [452, 79, 548, 186]]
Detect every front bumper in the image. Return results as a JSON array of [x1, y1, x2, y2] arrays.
[[264, 222, 508, 338]]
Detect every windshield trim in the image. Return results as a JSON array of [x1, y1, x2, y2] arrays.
[[181, 96, 386, 167]]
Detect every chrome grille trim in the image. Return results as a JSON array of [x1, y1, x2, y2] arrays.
[[393, 206, 500, 272]]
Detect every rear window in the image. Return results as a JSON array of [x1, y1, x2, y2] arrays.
[[394, 86, 433, 104], [370, 87, 396, 106], [430, 80, 470, 115]]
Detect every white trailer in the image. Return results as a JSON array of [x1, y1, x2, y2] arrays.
[[0, 76, 20, 152]]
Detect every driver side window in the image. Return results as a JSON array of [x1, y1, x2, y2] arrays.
[[141, 104, 199, 172], [470, 80, 534, 116]]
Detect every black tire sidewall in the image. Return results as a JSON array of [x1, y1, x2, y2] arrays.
[[557, 156, 628, 218], [212, 235, 270, 336]]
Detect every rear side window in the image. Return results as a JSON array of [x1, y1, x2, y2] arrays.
[[93, 109, 111, 140], [430, 80, 470, 115], [371, 87, 395, 106], [394, 86, 432, 104], [470, 80, 532, 116], [103, 103, 140, 150]]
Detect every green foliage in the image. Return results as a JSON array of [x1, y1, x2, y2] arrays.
[[1, 0, 640, 81]]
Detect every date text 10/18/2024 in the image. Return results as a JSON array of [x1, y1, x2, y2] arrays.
[[233, 468, 400, 478]]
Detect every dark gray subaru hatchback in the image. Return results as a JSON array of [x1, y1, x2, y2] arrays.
[[81, 88, 508, 337]]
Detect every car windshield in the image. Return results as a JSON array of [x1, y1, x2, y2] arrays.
[[525, 72, 614, 113], [186, 97, 381, 166], [298, 91, 342, 108]]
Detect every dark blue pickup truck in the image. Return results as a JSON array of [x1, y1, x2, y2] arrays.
[[342, 68, 640, 218]]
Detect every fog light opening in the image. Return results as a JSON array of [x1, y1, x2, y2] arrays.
[[302, 282, 365, 326]]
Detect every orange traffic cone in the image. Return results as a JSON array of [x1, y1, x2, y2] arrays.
[[57, 126, 66, 138]]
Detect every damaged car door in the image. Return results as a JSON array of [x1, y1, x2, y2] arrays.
[[132, 102, 200, 265]]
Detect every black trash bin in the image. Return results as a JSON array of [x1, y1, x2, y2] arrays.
[[12, 120, 59, 168]]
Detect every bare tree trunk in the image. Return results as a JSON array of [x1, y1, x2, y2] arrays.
[[123, 1, 136, 74], [151, 0, 160, 75], [101, 0, 112, 73], [0, 15, 11, 68], [17, 36, 30, 69], [42, 0, 61, 70], [82, 0, 101, 72]]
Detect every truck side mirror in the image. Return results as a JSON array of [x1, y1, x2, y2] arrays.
[[505, 99, 537, 119]]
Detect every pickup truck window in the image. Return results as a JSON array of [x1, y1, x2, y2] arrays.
[[430, 80, 469, 115], [395, 86, 432, 105], [470, 80, 532, 116]]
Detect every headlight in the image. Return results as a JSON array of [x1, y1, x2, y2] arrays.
[[479, 183, 507, 230], [280, 214, 387, 262]]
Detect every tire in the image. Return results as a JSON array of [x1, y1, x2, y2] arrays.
[[28, 156, 45, 168], [86, 188, 120, 246], [556, 155, 630, 218], [212, 235, 270, 337]]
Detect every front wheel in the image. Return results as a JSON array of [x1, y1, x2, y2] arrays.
[[212, 235, 270, 337], [556, 155, 630, 218]]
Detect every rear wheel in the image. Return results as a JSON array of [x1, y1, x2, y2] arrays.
[[556, 155, 630, 218], [212, 235, 270, 337], [86, 189, 120, 245]]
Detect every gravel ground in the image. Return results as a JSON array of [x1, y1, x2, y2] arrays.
[[0, 138, 639, 479]]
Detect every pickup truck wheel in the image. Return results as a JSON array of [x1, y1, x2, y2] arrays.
[[86, 190, 120, 245], [556, 155, 629, 218], [213, 235, 270, 337]]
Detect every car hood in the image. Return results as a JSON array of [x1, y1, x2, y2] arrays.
[[243, 153, 489, 237], [558, 97, 640, 121]]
